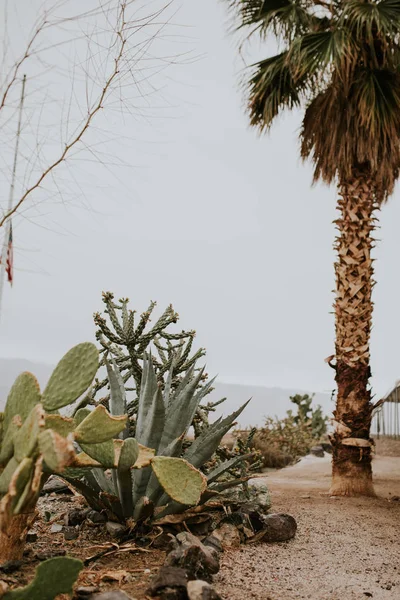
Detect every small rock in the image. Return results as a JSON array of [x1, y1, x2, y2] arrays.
[[203, 535, 222, 554], [87, 510, 106, 523], [165, 532, 220, 582], [390, 496, 400, 502], [41, 476, 72, 495], [0, 561, 23, 574], [50, 523, 63, 533], [35, 549, 66, 561], [64, 526, 79, 541], [65, 508, 90, 527], [74, 585, 100, 596], [148, 566, 187, 598], [256, 513, 297, 543], [106, 521, 126, 538], [187, 580, 222, 600], [300, 495, 311, 499], [213, 523, 240, 548], [310, 446, 325, 458], [247, 481, 272, 512], [26, 530, 38, 543], [90, 592, 134, 600], [153, 532, 175, 550]]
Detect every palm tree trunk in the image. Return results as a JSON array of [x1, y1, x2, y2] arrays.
[[330, 174, 377, 497]]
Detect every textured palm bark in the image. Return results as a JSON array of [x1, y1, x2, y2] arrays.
[[330, 175, 377, 496], [0, 512, 36, 562]]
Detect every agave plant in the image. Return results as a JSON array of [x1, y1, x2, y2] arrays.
[[65, 355, 251, 521]]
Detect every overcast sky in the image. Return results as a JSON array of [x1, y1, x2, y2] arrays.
[[0, 0, 399, 401]]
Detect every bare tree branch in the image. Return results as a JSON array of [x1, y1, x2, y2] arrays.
[[0, 1, 129, 228]]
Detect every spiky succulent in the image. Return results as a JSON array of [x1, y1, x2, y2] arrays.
[[65, 355, 251, 521]]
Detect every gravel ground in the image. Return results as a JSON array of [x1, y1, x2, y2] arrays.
[[215, 454, 400, 600]]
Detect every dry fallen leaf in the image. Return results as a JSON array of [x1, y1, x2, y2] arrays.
[[101, 569, 130, 583]]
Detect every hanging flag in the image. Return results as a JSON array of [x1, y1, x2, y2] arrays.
[[5, 221, 13, 285]]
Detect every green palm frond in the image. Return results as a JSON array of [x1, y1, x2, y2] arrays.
[[227, 0, 264, 27], [247, 51, 308, 128], [341, 0, 400, 39], [288, 29, 355, 79], [227, 0, 314, 39], [228, 0, 400, 199], [258, 0, 313, 38]]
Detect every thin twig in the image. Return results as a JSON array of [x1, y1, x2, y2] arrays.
[[0, 2, 127, 228]]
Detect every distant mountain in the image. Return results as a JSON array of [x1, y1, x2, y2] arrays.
[[0, 359, 53, 408], [0, 359, 333, 427], [208, 382, 333, 428]]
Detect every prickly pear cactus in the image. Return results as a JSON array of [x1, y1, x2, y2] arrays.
[[151, 457, 207, 506], [3, 556, 83, 600], [0, 343, 153, 538]]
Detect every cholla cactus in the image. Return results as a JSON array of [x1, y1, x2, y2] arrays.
[[92, 293, 208, 405], [66, 355, 251, 521]]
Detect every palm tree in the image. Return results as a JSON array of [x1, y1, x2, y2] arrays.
[[225, 0, 400, 495]]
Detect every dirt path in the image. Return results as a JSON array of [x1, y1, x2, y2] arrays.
[[215, 454, 400, 600]]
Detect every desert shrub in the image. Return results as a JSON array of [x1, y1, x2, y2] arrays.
[[234, 394, 328, 469], [290, 394, 328, 439], [255, 411, 314, 468]]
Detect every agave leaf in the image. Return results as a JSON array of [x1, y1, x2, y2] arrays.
[[92, 468, 115, 495], [209, 476, 251, 493], [165, 364, 195, 411], [106, 357, 128, 440], [206, 453, 254, 483], [131, 386, 165, 505], [163, 364, 174, 406], [183, 400, 250, 468], [135, 354, 159, 441], [159, 368, 205, 452]]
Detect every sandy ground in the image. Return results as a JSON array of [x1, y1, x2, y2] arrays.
[[215, 452, 400, 600]]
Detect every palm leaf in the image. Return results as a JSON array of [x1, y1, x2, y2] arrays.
[[246, 51, 307, 129]]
